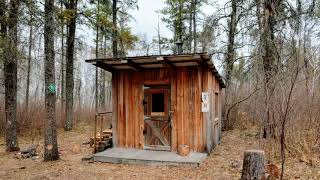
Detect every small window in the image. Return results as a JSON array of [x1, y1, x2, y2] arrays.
[[152, 93, 164, 112], [144, 87, 169, 116]]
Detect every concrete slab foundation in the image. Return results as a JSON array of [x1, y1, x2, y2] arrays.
[[92, 148, 207, 167]]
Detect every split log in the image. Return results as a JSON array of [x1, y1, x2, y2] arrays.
[[241, 150, 266, 180], [89, 128, 113, 152]]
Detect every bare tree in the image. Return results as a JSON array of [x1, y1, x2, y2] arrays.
[[261, 0, 283, 138], [223, 0, 239, 130]]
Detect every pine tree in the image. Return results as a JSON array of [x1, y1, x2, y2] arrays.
[[44, 0, 59, 161], [65, 0, 78, 131], [3, 0, 20, 152]]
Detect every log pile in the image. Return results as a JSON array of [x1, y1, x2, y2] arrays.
[[14, 145, 39, 160], [90, 129, 113, 152]]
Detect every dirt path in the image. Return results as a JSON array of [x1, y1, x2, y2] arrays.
[[0, 124, 319, 180]]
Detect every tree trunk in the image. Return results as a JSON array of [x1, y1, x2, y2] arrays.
[[100, 69, 105, 108], [157, 15, 162, 55], [241, 150, 266, 180], [222, 0, 237, 130], [60, 0, 65, 128], [78, 79, 81, 117], [177, 1, 183, 43], [100, 35, 107, 108], [225, 0, 237, 89], [188, 1, 193, 53], [26, 15, 33, 114], [112, 0, 118, 57], [4, 0, 20, 152], [95, 0, 100, 111], [119, 17, 125, 57], [65, 0, 77, 131], [44, 0, 59, 161], [261, 0, 280, 138], [0, 0, 5, 35], [192, 0, 197, 53]]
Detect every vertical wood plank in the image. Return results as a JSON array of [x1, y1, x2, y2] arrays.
[[121, 71, 126, 147], [208, 71, 214, 152], [197, 67, 203, 152], [219, 87, 224, 143], [139, 74, 144, 149], [127, 71, 132, 147], [139, 72, 144, 149], [112, 71, 118, 147], [177, 70, 182, 147], [124, 71, 129, 147], [193, 68, 199, 151], [189, 68, 195, 150], [170, 69, 177, 151], [207, 68, 213, 153], [212, 76, 216, 146], [181, 68, 186, 145], [201, 68, 208, 152], [134, 72, 143, 149], [133, 72, 138, 148], [118, 71, 124, 146]]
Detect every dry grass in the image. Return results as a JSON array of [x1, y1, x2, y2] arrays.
[[0, 122, 319, 180]]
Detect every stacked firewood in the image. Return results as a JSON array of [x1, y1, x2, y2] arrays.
[[89, 129, 113, 152]]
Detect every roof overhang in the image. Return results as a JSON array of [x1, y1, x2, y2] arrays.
[[85, 53, 226, 88]]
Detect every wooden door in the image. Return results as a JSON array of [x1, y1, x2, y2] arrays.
[[143, 86, 171, 151]]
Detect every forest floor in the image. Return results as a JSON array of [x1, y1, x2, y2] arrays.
[[0, 122, 319, 180]]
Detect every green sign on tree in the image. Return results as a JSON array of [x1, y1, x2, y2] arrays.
[[48, 84, 56, 93]]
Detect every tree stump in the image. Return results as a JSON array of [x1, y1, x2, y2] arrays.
[[241, 150, 265, 180]]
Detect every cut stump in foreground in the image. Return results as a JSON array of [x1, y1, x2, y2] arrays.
[[241, 150, 265, 180]]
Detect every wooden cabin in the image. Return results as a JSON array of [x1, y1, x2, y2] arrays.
[[86, 53, 225, 154]]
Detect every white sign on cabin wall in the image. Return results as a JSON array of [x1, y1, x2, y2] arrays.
[[201, 92, 210, 112]]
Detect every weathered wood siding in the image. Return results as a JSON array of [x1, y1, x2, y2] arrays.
[[173, 67, 206, 152], [203, 69, 224, 153], [112, 67, 223, 153], [112, 70, 144, 148]]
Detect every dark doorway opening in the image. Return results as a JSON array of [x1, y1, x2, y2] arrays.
[[152, 93, 164, 112]]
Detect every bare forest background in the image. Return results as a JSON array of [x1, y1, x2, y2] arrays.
[[0, 0, 320, 177]]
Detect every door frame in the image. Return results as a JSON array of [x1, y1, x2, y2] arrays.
[[143, 84, 171, 151]]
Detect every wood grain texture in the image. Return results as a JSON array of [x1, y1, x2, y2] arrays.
[[111, 67, 222, 153], [170, 70, 177, 151], [111, 71, 118, 147]]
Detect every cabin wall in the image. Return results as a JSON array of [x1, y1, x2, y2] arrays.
[[112, 69, 171, 149], [173, 67, 206, 152], [203, 69, 223, 153], [176, 67, 223, 153], [112, 67, 223, 153], [217, 77, 224, 143], [112, 71, 144, 149]]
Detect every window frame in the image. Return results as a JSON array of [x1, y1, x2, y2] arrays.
[[144, 89, 169, 117]]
